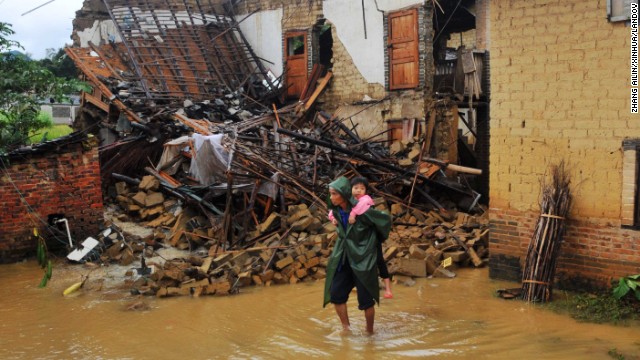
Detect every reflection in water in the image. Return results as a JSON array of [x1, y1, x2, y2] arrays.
[[0, 261, 639, 359]]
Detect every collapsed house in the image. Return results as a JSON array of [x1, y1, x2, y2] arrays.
[[52, 0, 493, 296], [30, 0, 635, 299]]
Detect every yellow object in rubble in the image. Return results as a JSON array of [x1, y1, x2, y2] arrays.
[[63, 281, 84, 296]]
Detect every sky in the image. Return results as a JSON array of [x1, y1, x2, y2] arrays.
[[0, 0, 86, 59]]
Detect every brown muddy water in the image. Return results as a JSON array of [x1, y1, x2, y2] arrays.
[[1, 261, 639, 360]]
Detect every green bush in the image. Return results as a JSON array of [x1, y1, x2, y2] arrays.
[[0, 22, 88, 153], [543, 291, 639, 324]]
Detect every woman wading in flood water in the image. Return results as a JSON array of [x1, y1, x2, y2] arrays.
[[322, 176, 391, 334]]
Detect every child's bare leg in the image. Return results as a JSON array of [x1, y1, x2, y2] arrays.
[[383, 278, 393, 298]]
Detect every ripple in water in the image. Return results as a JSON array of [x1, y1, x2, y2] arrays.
[[322, 310, 441, 353]]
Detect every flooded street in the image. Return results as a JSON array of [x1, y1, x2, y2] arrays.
[[1, 261, 639, 359]]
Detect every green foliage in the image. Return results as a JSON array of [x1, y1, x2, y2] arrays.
[[572, 294, 637, 323], [36, 111, 53, 125], [38, 47, 80, 80], [543, 291, 639, 325], [0, 22, 88, 153], [608, 348, 626, 360], [35, 228, 52, 288], [0, 23, 20, 51], [28, 124, 73, 144], [613, 274, 640, 301]]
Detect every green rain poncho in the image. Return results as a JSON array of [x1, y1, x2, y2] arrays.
[[322, 176, 392, 308]]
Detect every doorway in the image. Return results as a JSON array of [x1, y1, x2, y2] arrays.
[[284, 31, 308, 99]]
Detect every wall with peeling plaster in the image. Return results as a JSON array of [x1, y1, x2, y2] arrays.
[[76, 19, 122, 47], [323, 0, 423, 86], [236, 9, 284, 78]]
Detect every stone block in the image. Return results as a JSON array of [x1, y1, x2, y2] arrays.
[[433, 267, 456, 278], [115, 182, 129, 195], [145, 192, 165, 208], [395, 258, 427, 277], [287, 207, 311, 225], [409, 245, 426, 260], [131, 191, 147, 207], [139, 175, 160, 191], [290, 217, 314, 232], [275, 255, 294, 270]]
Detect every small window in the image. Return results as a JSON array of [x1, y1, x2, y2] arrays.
[[608, 0, 634, 22], [287, 35, 305, 56]]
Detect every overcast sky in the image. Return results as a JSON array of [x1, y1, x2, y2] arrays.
[[1, 0, 85, 59]]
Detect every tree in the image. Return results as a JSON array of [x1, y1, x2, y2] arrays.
[[0, 22, 88, 153], [39, 47, 80, 80]]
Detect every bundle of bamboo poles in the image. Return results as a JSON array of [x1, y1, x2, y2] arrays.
[[522, 161, 572, 302]]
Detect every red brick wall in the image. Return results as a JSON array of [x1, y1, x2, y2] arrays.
[[489, 208, 640, 292], [0, 143, 103, 263]]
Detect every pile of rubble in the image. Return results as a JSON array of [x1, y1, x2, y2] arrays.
[[385, 205, 489, 279], [97, 170, 488, 297], [62, 1, 489, 298], [130, 203, 336, 297], [78, 85, 490, 298]]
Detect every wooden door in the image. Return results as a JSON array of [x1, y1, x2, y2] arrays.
[[388, 9, 419, 90], [285, 32, 308, 99]]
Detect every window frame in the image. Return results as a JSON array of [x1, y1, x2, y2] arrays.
[[608, 0, 634, 23], [622, 139, 640, 228]]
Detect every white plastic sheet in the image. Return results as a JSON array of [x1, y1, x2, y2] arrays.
[[156, 134, 230, 186]]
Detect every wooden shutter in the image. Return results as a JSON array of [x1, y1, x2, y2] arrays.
[[388, 9, 419, 90]]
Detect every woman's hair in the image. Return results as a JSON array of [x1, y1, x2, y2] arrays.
[[350, 176, 369, 190]]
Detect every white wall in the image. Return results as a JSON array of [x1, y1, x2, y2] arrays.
[[40, 105, 79, 125], [76, 19, 122, 47], [323, 0, 423, 85], [236, 9, 284, 78]]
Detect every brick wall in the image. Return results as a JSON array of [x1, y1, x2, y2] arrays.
[[0, 142, 104, 263], [490, 210, 640, 291], [476, 0, 489, 50], [447, 29, 477, 49], [489, 0, 640, 289], [320, 26, 387, 109]]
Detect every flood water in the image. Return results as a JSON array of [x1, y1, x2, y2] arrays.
[[1, 260, 639, 360]]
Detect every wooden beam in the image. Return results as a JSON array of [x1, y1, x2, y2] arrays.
[[303, 71, 333, 111], [64, 47, 144, 123]]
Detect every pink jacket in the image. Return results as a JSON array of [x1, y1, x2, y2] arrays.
[[328, 195, 374, 222]]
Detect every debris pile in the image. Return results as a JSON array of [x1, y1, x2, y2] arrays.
[[385, 205, 489, 279], [62, 0, 489, 298], [77, 75, 489, 298], [121, 202, 338, 297], [106, 200, 490, 298]]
